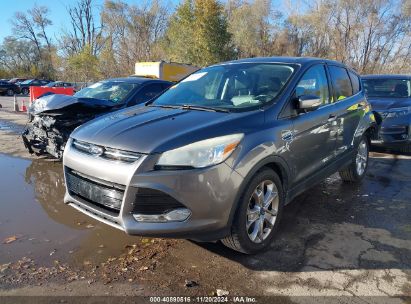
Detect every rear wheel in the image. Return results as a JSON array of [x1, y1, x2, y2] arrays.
[[6, 89, 14, 96], [221, 168, 284, 254], [22, 88, 29, 95], [339, 136, 369, 182]]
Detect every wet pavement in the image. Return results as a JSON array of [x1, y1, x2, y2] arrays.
[[0, 101, 410, 301], [0, 154, 140, 267]]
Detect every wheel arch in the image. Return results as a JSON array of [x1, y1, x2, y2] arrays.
[[227, 155, 290, 227]]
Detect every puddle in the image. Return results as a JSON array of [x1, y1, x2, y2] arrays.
[[0, 121, 24, 132], [0, 154, 140, 267]]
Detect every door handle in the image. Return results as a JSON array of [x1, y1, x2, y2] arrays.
[[327, 114, 337, 122]]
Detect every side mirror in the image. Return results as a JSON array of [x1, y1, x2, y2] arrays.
[[296, 95, 322, 112]]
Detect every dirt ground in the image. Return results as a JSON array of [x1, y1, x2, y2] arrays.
[[0, 96, 410, 303]]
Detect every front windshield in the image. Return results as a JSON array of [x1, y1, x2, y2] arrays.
[[363, 78, 411, 98], [74, 81, 140, 103], [152, 63, 295, 111], [46, 82, 58, 87], [21, 80, 33, 85]]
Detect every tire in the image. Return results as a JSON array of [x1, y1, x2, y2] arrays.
[[221, 168, 284, 254], [6, 89, 14, 96], [339, 136, 369, 183], [22, 88, 29, 95]]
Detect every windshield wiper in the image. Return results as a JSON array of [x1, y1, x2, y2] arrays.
[[180, 104, 230, 113], [148, 104, 230, 113], [147, 104, 182, 109]]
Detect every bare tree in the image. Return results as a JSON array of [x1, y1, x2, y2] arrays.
[[101, 0, 170, 74], [60, 0, 104, 56], [9, 5, 54, 77]]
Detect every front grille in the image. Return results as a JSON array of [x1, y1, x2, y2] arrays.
[[381, 126, 407, 134], [133, 188, 186, 215], [65, 168, 125, 214], [71, 139, 142, 163]]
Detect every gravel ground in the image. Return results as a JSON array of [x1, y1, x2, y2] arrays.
[[0, 96, 410, 303]]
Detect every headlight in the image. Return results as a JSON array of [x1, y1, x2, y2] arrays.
[[386, 106, 411, 118], [31, 98, 48, 113], [157, 134, 244, 169]]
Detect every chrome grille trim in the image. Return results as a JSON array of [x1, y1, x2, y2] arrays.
[[71, 139, 143, 163]]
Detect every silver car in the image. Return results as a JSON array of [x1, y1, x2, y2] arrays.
[[63, 57, 376, 254]]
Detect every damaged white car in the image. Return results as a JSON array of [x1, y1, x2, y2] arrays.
[[22, 77, 171, 159]]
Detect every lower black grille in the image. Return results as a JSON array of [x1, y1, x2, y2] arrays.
[[133, 188, 185, 215], [65, 168, 125, 214]]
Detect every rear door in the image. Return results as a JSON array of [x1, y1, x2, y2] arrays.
[[327, 65, 365, 156], [286, 64, 338, 183]]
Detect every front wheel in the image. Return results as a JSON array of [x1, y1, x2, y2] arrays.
[[221, 168, 284, 254], [22, 88, 29, 95], [6, 89, 14, 96], [339, 136, 369, 182]]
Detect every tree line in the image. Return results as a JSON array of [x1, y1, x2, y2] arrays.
[[0, 0, 410, 82]]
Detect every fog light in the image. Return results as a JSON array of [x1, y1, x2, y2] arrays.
[[132, 208, 191, 223]]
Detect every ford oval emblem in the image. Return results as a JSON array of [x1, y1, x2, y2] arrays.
[[88, 144, 104, 156]]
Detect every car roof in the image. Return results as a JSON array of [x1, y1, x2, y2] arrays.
[[213, 56, 345, 67], [362, 74, 411, 80], [103, 77, 172, 84]]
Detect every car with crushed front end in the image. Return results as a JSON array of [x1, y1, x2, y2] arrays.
[[22, 77, 172, 159], [63, 57, 376, 254], [362, 75, 411, 153]]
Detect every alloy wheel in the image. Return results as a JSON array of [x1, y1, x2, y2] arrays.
[[246, 180, 279, 244]]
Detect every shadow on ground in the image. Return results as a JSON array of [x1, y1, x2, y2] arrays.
[[196, 151, 411, 274]]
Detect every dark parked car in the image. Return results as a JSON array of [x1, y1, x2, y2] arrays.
[[45, 81, 74, 88], [22, 77, 172, 159], [18, 79, 52, 95], [8, 78, 27, 84], [0, 80, 19, 96], [62, 57, 376, 254], [362, 75, 411, 152]]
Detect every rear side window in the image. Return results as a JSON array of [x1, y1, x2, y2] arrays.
[[130, 83, 165, 106], [295, 64, 330, 105], [329, 66, 353, 101], [348, 71, 360, 94]]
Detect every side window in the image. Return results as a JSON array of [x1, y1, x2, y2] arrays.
[[295, 64, 330, 105], [329, 66, 353, 101], [130, 83, 165, 106], [348, 71, 360, 94]]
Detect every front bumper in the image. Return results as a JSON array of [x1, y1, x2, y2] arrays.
[[22, 122, 65, 159], [371, 112, 411, 146], [63, 140, 244, 241]]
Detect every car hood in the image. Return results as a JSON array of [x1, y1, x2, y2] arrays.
[[71, 106, 262, 154], [30, 94, 116, 115], [367, 97, 411, 111]]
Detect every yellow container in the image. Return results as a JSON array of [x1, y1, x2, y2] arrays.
[[134, 61, 199, 82]]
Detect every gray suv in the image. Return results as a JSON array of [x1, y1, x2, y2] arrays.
[[63, 57, 376, 254]]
